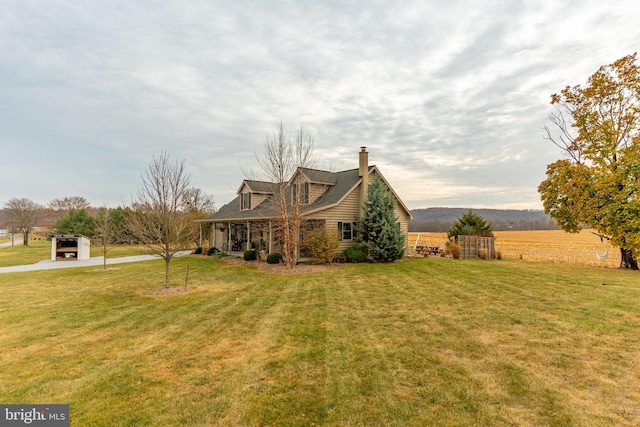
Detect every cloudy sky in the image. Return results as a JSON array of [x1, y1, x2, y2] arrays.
[[1, 1, 639, 211]]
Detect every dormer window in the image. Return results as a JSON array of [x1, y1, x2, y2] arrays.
[[241, 192, 251, 210], [292, 182, 310, 205]]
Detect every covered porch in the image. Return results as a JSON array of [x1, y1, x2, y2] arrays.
[[209, 220, 279, 258], [205, 219, 325, 260]]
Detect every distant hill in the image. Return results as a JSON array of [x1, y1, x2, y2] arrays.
[[409, 208, 559, 232]]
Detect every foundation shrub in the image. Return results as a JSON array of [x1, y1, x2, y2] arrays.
[[302, 225, 340, 264], [266, 252, 283, 264], [244, 250, 257, 261], [332, 253, 347, 263], [343, 245, 368, 263]]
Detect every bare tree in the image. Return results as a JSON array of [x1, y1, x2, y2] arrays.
[[4, 198, 42, 246], [182, 187, 215, 248], [93, 204, 113, 270], [127, 151, 196, 287], [48, 196, 91, 212], [257, 122, 316, 268]]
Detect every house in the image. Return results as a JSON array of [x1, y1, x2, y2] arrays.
[[199, 147, 413, 256]]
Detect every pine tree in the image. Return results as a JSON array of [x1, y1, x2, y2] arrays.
[[356, 176, 405, 262], [447, 210, 494, 240]]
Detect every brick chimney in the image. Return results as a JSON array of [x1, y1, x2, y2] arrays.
[[359, 147, 369, 216]]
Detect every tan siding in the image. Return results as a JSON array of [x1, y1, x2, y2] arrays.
[[251, 193, 268, 209], [309, 183, 329, 204], [394, 201, 411, 251], [304, 178, 411, 253], [305, 186, 361, 251]]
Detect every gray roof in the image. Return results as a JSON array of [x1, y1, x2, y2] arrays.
[[204, 167, 364, 222], [295, 168, 338, 185], [239, 180, 278, 194]]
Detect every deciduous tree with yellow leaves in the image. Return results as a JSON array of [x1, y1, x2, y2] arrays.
[[539, 53, 640, 270]]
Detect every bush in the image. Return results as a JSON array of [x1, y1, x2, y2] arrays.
[[207, 247, 220, 256], [244, 250, 257, 261], [478, 248, 488, 260], [194, 247, 203, 255], [496, 250, 503, 260], [332, 253, 347, 263], [267, 252, 283, 264], [343, 245, 368, 263], [447, 241, 461, 259], [302, 225, 340, 264]]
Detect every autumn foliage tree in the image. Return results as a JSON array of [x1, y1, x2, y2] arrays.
[[538, 53, 640, 269]]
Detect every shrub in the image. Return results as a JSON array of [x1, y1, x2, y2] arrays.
[[447, 241, 461, 259], [267, 252, 283, 264], [332, 253, 347, 263], [207, 247, 220, 256], [343, 245, 368, 263], [302, 225, 340, 264], [244, 250, 257, 261], [194, 247, 203, 255], [496, 250, 503, 260], [478, 248, 488, 260]]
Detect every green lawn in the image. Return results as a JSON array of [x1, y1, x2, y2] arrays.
[[0, 240, 152, 267], [1, 257, 639, 426]]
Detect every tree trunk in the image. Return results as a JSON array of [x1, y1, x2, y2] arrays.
[[165, 258, 171, 288], [620, 248, 639, 270], [23, 232, 29, 247]]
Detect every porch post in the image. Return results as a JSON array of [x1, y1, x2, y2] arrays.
[[246, 221, 251, 251], [227, 221, 231, 251], [268, 220, 272, 253], [211, 222, 216, 249]]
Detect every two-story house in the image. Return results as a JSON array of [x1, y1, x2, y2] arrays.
[[200, 147, 412, 257]]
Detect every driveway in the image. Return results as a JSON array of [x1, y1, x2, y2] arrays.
[[0, 234, 22, 249], [0, 251, 192, 274]]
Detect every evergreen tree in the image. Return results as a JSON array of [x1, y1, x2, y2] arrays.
[[447, 210, 494, 240], [356, 176, 405, 262], [52, 208, 96, 237]]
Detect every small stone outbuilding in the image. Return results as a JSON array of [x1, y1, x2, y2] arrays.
[[51, 234, 91, 261]]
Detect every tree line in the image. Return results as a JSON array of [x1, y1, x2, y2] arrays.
[[409, 208, 559, 232]]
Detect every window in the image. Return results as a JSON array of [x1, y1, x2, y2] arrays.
[[241, 192, 251, 210], [292, 182, 310, 205], [337, 221, 357, 241]]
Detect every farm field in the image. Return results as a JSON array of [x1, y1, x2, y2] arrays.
[[410, 229, 622, 268], [1, 255, 639, 426]]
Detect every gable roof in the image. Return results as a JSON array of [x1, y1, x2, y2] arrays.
[[237, 180, 278, 195], [289, 167, 337, 186], [202, 165, 413, 222]]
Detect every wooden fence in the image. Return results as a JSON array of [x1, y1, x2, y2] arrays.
[[457, 235, 495, 259]]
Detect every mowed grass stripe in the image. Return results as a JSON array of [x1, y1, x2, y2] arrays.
[[1, 257, 639, 425]]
